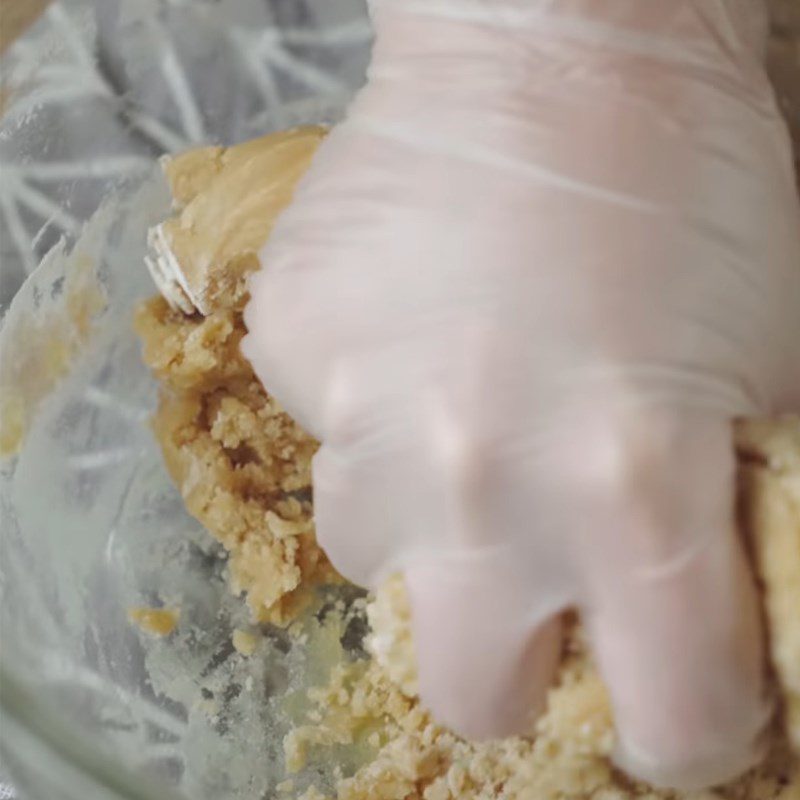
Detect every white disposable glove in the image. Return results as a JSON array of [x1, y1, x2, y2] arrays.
[[243, 0, 800, 789]]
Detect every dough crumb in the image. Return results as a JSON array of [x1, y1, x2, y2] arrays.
[[232, 628, 258, 657], [0, 394, 25, 456], [128, 607, 179, 637]]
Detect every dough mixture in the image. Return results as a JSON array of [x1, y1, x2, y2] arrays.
[[135, 130, 800, 800]]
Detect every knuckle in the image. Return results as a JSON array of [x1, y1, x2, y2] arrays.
[[558, 409, 735, 568], [563, 409, 730, 499], [563, 411, 671, 492], [618, 714, 764, 791]]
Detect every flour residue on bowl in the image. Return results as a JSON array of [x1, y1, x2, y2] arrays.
[[0, 211, 109, 456]]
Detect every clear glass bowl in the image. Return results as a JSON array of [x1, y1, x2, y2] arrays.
[[0, 3, 797, 800], [0, 3, 370, 798]]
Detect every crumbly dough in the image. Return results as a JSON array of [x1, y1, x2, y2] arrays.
[[738, 419, 800, 750], [134, 294, 338, 626], [136, 132, 800, 799]]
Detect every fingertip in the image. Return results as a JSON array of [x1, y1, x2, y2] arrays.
[[404, 560, 562, 740], [586, 525, 773, 790], [613, 709, 771, 791]]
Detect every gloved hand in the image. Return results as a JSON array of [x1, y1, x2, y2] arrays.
[[243, 0, 800, 789]]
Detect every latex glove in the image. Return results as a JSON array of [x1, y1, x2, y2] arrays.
[[243, 0, 800, 789]]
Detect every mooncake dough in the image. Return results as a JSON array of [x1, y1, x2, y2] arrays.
[[147, 126, 326, 316], [136, 131, 800, 799], [135, 294, 337, 626]]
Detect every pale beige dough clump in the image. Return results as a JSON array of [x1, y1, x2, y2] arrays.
[[232, 628, 259, 657], [738, 419, 800, 749], [135, 293, 338, 626], [149, 126, 326, 316], [136, 131, 800, 800]]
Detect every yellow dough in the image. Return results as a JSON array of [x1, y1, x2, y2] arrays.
[[136, 130, 800, 799], [147, 127, 326, 316], [135, 293, 337, 626], [128, 607, 180, 637], [738, 419, 800, 751]]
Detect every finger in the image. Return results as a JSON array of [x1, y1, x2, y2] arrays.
[[315, 428, 567, 741], [577, 412, 772, 790], [404, 556, 563, 740]]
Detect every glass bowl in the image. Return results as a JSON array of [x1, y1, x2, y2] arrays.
[[0, 2, 369, 798], [0, 2, 797, 799]]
